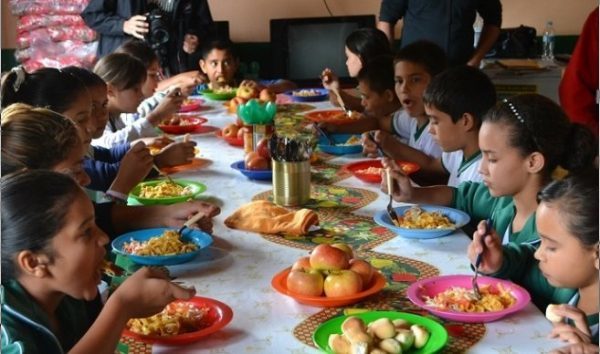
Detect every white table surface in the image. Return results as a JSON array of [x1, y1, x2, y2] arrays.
[[151, 97, 558, 353]]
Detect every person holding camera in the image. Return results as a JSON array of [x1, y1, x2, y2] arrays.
[[82, 0, 214, 75]]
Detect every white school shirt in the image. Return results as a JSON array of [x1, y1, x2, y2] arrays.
[[91, 90, 166, 149], [392, 110, 442, 158], [441, 150, 483, 187]]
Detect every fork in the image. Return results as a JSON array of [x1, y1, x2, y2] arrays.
[[385, 168, 400, 227], [472, 219, 492, 300], [153, 163, 176, 185]]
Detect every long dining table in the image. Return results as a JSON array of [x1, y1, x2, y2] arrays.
[[126, 94, 562, 354]]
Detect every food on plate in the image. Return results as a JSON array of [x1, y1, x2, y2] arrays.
[[545, 304, 564, 323], [285, 243, 376, 298], [292, 89, 322, 97], [327, 316, 430, 353], [213, 85, 235, 95], [424, 284, 516, 313], [161, 117, 197, 126], [182, 98, 196, 106], [122, 230, 198, 256], [138, 181, 193, 198], [396, 206, 455, 229], [356, 167, 382, 175], [127, 302, 210, 336], [340, 135, 361, 146]]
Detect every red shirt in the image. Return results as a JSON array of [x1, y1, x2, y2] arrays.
[[559, 7, 599, 136]]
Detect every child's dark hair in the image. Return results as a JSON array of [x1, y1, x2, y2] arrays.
[[345, 28, 392, 66], [356, 55, 395, 94], [200, 38, 237, 60], [93, 53, 146, 90], [1, 66, 86, 112], [537, 175, 599, 247], [115, 39, 159, 69], [1, 103, 80, 175], [394, 40, 448, 77], [423, 66, 496, 126], [62, 66, 106, 89], [1, 170, 82, 282], [484, 94, 598, 175]]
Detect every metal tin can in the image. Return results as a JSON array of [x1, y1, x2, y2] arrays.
[[272, 160, 311, 206]]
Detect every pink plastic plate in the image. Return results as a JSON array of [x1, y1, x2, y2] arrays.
[[407, 275, 531, 323]]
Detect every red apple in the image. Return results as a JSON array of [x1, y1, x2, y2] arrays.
[[310, 244, 350, 271], [286, 269, 324, 297], [291, 256, 312, 271], [349, 259, 374, 288], [237, 85, 257, 100], [331, 243, 353, 260], [229, 96, 247, 114], [259, 88, 276, 102], [245, 152, 269, 170], [237, 126, 248, 139], [256, 138, 271, 160], [323, 270, 363, 297], [222, 123, 239, 138]]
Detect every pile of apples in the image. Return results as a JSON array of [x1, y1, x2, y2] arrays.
[[329, 316, 430, 354], [228, 83, 276, 114], [286, 243, 376, 298]]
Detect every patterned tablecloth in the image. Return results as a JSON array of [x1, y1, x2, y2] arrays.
[[116, 97, 558, 354]]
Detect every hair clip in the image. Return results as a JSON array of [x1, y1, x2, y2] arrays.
[[503, 98, 525, 124], [10, 66, 27, 92]]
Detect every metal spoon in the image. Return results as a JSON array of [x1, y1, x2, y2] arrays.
[[331, 87, 352, 117]]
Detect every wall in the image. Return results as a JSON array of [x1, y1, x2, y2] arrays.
[[1, 0, 597, 48]]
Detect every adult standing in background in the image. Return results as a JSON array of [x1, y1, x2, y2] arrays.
[[81, 0, 214, 75], [559, 7, 598, 137], [377, 0, 502, 67]]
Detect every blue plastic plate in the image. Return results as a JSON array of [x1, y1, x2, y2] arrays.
[[284, 88, 328, 102], [317, 134, 362, 155], [373, 205, 471, 239], [112, 227, 213, 266], [230, 160, 272, 181]]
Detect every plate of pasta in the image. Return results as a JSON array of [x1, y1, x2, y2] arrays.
[[344, 159, 420, 183], [374, 205, 470, 239], [112, 227, 213, 265], [317, 134, 363, 155], [407, 275, 531, 323], [123, 296, 233, 344], [128, 180, 206, 205]]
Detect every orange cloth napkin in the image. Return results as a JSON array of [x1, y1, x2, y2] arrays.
[[224, 200, 319, 236]]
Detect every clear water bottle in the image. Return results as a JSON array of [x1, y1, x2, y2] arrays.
[[542, 20, 555, 61]]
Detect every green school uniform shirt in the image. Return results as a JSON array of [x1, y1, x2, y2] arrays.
[[451, 181, 539, 245], [492, 243, 599, 344], [1, 279, 98, 354]]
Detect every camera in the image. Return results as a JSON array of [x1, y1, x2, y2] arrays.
[[145, 9, 169, 49]]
